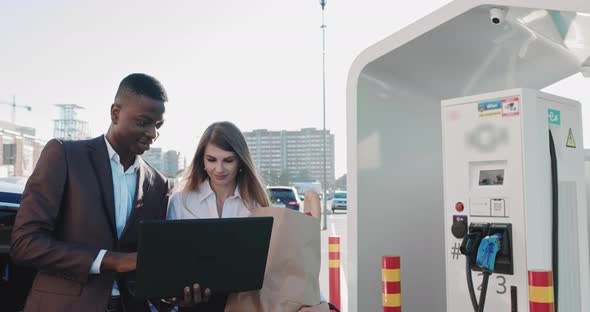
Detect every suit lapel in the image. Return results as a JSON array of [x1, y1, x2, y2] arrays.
[[120, 160, 151, 239], [88, 136, 118, 241]]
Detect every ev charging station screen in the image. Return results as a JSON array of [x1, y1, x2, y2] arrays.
[[479, 170, 504, 186]]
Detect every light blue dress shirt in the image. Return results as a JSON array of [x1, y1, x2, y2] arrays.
[[89, 136, 140, 296]]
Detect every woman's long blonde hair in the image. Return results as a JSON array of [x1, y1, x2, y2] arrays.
[[182, 121, 270, 209]]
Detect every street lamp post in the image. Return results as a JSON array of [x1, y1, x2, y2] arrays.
[[319, 0, 328, 230]]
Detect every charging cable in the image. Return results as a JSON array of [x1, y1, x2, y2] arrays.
[[460, 232, 482, 311], [475, 233, 503, 312], [461, 232, 503, 312]]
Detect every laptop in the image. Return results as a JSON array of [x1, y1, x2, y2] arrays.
[[135, 217, 274, 298]]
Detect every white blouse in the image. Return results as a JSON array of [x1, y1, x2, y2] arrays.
[[167, 179, 251, 220]]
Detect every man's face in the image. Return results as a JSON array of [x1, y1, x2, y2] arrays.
[[111, 92, 165, 156]]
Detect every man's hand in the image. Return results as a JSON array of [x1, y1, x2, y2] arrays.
[[100, 251, 137, 272], [298, 301, 330, 312], [169, 283, 211, 308]]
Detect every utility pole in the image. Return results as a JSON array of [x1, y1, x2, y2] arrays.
[[0, 96, 32, 124], [319, 0, 328, 230]]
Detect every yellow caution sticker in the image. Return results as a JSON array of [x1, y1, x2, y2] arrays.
[[566, 128, 576, 148]]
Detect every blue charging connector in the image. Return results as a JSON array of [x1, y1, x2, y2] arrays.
[[476, 233, 503, 272]]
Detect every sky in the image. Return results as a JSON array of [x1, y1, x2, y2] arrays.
[[1, 0, 589, 178]]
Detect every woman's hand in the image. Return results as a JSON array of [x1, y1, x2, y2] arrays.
[[298, 301, 330, 312]]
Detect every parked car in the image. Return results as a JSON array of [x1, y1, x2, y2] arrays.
[[331, 191, 347, 213], [0, 178, 35, 312], [267, 186, 301, 211]]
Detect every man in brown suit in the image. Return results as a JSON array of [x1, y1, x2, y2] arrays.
[[10, 73, 177, 312]]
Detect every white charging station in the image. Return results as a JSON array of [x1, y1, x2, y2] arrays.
[[442, 89, 589, 311], [346, 1, 590, 311]]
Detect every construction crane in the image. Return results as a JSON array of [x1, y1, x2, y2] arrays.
[[0, 96, 32, 124]]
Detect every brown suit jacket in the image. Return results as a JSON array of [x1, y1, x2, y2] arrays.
[[10, 136, 170, 312]]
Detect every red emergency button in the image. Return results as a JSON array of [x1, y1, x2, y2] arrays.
[[455, 202, 465, 212]]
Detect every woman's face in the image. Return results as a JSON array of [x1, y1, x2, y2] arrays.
[[203, 143, 240, 189]]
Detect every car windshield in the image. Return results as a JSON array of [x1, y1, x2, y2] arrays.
[[334, 192, 347, 199], [269, 189, 296, 202]]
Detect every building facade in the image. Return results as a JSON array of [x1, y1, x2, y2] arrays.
[[0, 121, 44, 177], [142, 147, 182, 177], [163, 150, 181, 177], [142, 147, 163, 172], [243, 128, 335, 189]]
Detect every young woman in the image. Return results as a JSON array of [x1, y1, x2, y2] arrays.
[[167, 121, 329, 312]]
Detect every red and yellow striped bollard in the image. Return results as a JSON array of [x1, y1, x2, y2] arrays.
[[382, 256, 401, 312], [329, 236, 341, 310], [528, 271, 554, 312]]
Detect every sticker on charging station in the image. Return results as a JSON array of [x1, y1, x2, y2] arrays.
[[567, 128, 576, 148], [470, 198, 508, 217], [478, 100, 502, 117], [490, 198, 507, 217], [501, 97, 519, 117], [470, 198, 491, 216], [548, 108, 561, 125]]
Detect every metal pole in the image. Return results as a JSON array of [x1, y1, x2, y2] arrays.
[[320, 1, 328, 230]]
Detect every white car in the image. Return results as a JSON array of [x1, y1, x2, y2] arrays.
[[331, 191, 347, 213]]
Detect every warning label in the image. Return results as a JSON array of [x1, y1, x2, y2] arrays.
[[566, 128, 576, 148], [501, 97, 519, 117]]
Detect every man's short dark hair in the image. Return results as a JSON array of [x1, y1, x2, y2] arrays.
[[115, 73, 168, 102]]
